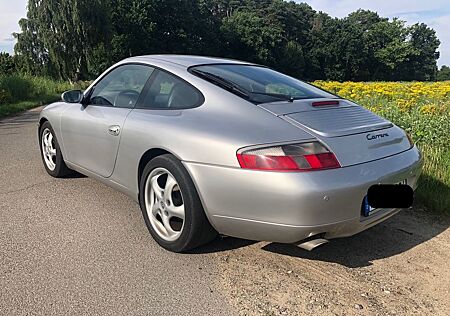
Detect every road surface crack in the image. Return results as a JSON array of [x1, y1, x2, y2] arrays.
[[0, 180, 53, 195]]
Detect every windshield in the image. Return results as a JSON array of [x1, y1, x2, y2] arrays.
[[189, 64, 336, 103]]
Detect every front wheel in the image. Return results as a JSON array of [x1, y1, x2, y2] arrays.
[[139, 154, 217, 252], [39, 121, 73, 177]]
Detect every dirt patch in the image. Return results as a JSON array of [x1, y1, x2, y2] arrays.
[[215, 209, 450, 315]]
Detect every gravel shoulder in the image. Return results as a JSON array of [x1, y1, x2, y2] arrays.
[[214, 209, 450, 316]]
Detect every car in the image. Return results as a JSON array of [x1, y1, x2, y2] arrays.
[[38, 55, 423, 252]]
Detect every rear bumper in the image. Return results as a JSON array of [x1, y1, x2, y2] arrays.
[[183, 146, 423, 243]]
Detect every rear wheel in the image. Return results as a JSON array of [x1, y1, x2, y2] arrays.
[[39, 121, 73, 177], [139, 154, 217, 252]]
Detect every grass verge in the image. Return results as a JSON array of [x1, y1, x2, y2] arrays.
[[0, 96, 59, 118], [0, 74, 89, 119]]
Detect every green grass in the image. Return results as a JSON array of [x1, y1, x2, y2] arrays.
[[416, 145, 450, 215], [0, 99, 57, 117], [0, 74, 89, 118]]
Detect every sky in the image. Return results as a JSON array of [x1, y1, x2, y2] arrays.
[[0, 0, 449, 67]]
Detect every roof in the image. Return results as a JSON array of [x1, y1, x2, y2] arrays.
[[124, 54, 254, 68]]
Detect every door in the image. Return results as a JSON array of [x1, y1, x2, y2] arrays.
[[61, 64, 154, 177]]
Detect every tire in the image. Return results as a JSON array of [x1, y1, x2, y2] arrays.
[[39, 121, 73, 178], [139, 154, 217, 252]]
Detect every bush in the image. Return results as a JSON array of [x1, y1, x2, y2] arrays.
[[0, 74, 89, 105], [0, 74, 90, 117], [0, 89, 12, 103], [0, 75, 34, 102]]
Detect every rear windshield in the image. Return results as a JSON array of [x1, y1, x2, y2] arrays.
[[189, 64, 335, 104]]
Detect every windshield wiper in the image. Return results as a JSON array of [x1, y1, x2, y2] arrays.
[[249, 92, 295, 102], [190, 69, 250, 99]]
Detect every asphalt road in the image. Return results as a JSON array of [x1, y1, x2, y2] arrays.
[[0, 108, 234, 315]]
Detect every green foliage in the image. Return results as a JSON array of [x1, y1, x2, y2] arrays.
[[0, 74, 89, 117], [14, 0, 112, 81], [108, 0, 223, 60], [1, 74, 67, 103], [416, 145, 450, 214], [437, 66, 450, 81], [11, 0, 441, 82], [0, 53, 17, 75], [221, 10, 284, 63], [407, 23, 440, 80]]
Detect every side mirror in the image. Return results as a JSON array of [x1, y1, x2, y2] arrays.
[[61, 90, 84, 103]]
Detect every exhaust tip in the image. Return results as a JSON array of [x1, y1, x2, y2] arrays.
[[296, 238, 329, 251]]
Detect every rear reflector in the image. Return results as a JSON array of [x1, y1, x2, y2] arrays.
[[312, 100, 340, 107], [237, 142, 341, 172]]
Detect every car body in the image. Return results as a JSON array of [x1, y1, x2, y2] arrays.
[[38, 55, 423, 251]]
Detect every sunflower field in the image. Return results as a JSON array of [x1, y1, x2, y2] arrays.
[[312, 81, 450, 214]]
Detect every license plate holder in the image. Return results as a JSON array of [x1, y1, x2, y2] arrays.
[[362, 179, 408, 217]]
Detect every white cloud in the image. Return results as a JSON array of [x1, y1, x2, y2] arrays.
[[298, 0, 449, 18], [0, 0, 27, 54], [299, 0, 450, 66], [425, 14, 450, 68]]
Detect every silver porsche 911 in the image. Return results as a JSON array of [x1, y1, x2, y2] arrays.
[[38, 55, 423, 252]]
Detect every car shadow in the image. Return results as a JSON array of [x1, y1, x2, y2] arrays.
[[62, 173, 87, 179], [188, 236, 257, 254], [190, 208, 449, 268], [261, 209, 449, 268]]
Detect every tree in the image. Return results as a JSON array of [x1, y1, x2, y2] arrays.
[[367, 18, 417, 81], [13, 17, 53, 77], [0, 53, 17, 75], [406, 23, 440, 81], [109, 0, 224, 61], [437, 65, 450, 81], [221, 10, 284, 64], [11, 0, 442, 82], [14, 0, 112, 81]]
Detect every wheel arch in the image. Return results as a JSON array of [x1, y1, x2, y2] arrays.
[[137, 148, 172, 190], [136, 148, 210, 223], [37, 117, 48, 136]]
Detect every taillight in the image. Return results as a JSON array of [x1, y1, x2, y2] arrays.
[[237, 142, 341, 172]]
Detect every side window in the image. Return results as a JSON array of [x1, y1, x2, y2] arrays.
[[140, 70, 203, 109], [89, 64, 154, 108]]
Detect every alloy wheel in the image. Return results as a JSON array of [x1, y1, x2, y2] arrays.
[[144, 168, 185, 241], [41, 128, 57, 171]]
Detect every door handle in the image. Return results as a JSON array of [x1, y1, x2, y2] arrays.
[[108, 125, 121, 136]]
